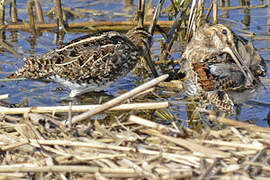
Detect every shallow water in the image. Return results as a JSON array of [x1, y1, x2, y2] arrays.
[[0, 0, 269, 126]]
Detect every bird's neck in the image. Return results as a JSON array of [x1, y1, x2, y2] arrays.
[[126, 28, 152, 56]]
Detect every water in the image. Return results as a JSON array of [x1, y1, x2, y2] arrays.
[[0, 0, 269, 126]]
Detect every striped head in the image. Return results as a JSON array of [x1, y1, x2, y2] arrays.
[[126, 27, 153, 56]]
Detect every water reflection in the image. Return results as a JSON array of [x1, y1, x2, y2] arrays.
[[123, 0, 134, 8], [220, 0, 230, 18], [240, 0, 250, 29]]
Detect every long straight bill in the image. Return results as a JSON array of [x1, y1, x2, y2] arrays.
[[224, 46, 257, 86]]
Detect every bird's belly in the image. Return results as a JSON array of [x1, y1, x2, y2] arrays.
[[48, 75, 115, 97], [182, 78, 200, 97]]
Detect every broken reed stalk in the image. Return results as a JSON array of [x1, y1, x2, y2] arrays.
[[213, 0, 218, 24], [10, 0, 18, 23], [34, 0, 44, 23], [69, 74, 169, 125], [0, 102, 169, 114], [27, 0, 36, 35], [54, 0, 65, 30]]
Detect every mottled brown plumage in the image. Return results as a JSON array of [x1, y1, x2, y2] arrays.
[[9, 27, 152, 97], [180, 24, 266, 113]]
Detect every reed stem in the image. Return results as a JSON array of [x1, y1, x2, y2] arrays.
[[34, 0, 44, 23], [10, 0, 18, 23], [27, 0, 36, 35], [54, 0, 65, 30]]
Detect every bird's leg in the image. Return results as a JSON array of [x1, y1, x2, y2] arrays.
[[68, 100, 72, 127], [144, 51, 159, 77], [65, 96, 75, 128], [235, 104, 242, 120]]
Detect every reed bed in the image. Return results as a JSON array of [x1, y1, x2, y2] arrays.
[[0, 106, 270, 179], [0, 75, 269, 179]]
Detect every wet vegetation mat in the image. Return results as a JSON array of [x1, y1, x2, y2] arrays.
[[1, 104, 270, 179], [0, 75, 270, 179]]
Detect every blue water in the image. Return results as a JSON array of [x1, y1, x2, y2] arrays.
[[0, 0, 269, 126]]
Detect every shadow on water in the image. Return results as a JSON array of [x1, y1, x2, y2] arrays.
[[0, 0, 269, 127]]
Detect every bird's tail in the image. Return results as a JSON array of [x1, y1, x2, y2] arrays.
[[7, 56, 39, 79]]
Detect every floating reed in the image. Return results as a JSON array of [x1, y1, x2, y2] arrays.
[[70, 74, 169, 125], [0, 102, 169, 114]]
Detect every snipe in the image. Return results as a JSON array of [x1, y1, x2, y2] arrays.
[[8, 28, 152, 97], [8, 0, 162, 98], [180, 24, 267, 114]]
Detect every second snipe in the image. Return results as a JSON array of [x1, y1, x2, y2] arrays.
[[180, 24, 267, 114]]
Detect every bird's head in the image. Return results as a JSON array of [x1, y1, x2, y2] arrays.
[[194, 24, 257, 86]]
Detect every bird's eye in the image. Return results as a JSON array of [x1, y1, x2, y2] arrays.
[[222, 29, 227, 35]]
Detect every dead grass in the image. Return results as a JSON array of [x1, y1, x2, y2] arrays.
[[0, 76, 269, 179], [0, 110, 270, 179]]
